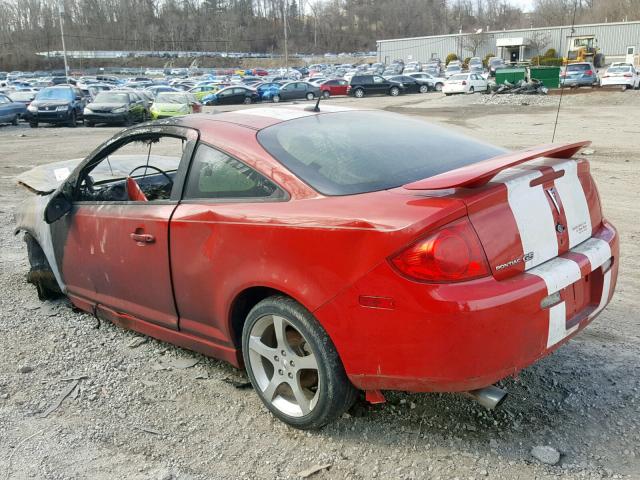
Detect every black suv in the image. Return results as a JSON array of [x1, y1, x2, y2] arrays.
[[26, 86, 86, 128], [348, 75, 405, 98]]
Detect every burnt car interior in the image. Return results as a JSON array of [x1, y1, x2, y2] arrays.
[[75, 133, 184, 202]]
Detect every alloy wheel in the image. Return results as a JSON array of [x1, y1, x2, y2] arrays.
[[247, 314, 319, 417]]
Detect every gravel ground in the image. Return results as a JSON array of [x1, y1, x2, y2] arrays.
[[1, 90, 639, 480]]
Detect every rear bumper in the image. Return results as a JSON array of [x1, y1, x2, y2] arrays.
[[561, 77, 598, 86], [600, 78, 635, 87], [442, 84, 466, 94], [315, 221, 618, 393]]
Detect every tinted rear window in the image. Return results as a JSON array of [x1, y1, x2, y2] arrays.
[[567, 64, 591, 71], [257, 111, 505, 195]]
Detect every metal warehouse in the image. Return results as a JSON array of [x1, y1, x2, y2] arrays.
[[377, 21, 640, 64]]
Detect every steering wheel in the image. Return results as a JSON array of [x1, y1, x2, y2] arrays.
[[128, 165, 174, 188]]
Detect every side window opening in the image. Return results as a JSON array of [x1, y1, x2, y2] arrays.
[[183, 144, 285, 201], [76, 134, 185, 202]]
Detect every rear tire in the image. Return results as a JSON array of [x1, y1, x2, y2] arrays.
[[389, 86, 400, 96], [86, 121, 95, 127], [272, 95, 281, 103], [29, 122, 38, 128], [419, 85, 429, 93], [322, 91, 330, 99], [306, 92, 315, 100], [242, 296, 357, 430], [353, 88, 364, 98], [243, 97, 252, 105], [469, 86, 475, 94], [435, 83, 443, 91], [11, 115, 18, 126], [67, 112, 77, 128]]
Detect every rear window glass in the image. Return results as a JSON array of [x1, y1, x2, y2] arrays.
[[567, 64, 591, 71], [257, 111, 505, 196], [450, 74, 468, 81]]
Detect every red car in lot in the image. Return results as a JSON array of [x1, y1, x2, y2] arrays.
[[319, 79, 350, 98], [16, 106, 618, 429]]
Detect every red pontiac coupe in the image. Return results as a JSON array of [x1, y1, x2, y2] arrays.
[[15, 106, 618, 429]]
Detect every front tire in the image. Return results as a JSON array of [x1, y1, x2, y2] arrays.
[[243, 97, 252, 105], [242, 296, 357, 430], [67, 111, 77, 128], [389, 86, 400, 96], [272, 95, 281, 103], [29, 122, 38, 128], [86, 121, 95, 127], [419, 84, 429, 93], [322, 91, 330, 99], [435, 83, 443, 92], [11, 115, 18, 126]]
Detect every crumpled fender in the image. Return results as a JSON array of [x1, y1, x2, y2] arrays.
[[14, 193, 66, 293]]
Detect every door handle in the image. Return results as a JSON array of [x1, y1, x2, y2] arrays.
[[130, 233, 155, 244]]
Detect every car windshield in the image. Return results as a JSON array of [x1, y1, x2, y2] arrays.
[[607, 66, 631, 73], [94, 92, 129, 103], [36, 88, 73, 101], [155, 93, 188, 103], [258, 111, 505, 196]]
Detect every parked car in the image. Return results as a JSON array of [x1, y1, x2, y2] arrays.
[[560, 62, 600, 88], [407, 72, 446, 91], [600, 64, 640, 90], [150, 92, 201, 119], [468, 57, 483, 72], [25, 86, 86, 128], [145, 85, 179, 98], [15, 107, 619, 429], [84, 91, 149, 127], [444, 64, 462, 78], [348, 75, 405, 98], [488, 57, 506, 77], [387, 75, 430, 93], [443, 73, 489, 95], [271, 82, 320, 103], [203, 86, 260, 105], [256, 82, 284, 101], [8, 90, 36, 109], [0, 93, 26, 124], [188, 84, 221, 101], [319, 79, 349, 98]]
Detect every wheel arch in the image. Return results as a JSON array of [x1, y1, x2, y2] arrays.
[[229, 285, 298, 350]]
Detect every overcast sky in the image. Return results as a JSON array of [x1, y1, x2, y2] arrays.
[[507, 0, 535, 12]]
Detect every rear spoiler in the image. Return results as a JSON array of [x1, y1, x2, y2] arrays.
[[403, 141, 591, 190]]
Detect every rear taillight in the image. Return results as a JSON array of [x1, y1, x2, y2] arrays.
[[585, 70, 593, 76], [347, 85, 351, 92], [624, 73, 632, 77], [462, 81, 467, 85], [390, 218, 490, 283]]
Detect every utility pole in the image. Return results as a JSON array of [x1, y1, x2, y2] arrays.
[[58, 2, 70, 81], [283, 0, 288, 70]]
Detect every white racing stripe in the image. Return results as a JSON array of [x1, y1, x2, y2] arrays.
[[529, 257, 582, 295], [494, 167, 558, 270], [547, 302, 579, 348], [552, 160, 592, 247], [530, 240, 612, 348], [572, 237, 612, 270]]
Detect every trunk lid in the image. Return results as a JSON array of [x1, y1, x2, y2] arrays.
[[402, 142, 603, 280]]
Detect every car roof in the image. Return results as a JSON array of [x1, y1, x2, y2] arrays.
[[173, 105, 359, 131]]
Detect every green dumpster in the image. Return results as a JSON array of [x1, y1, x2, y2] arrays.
[[529, 66, 561, 89], [495, 67, 526, 85]]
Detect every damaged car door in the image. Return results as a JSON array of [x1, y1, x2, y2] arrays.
[[48, 126, 198, 329]]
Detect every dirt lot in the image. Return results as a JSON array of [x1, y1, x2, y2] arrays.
[[1, 90, 639, 480]]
